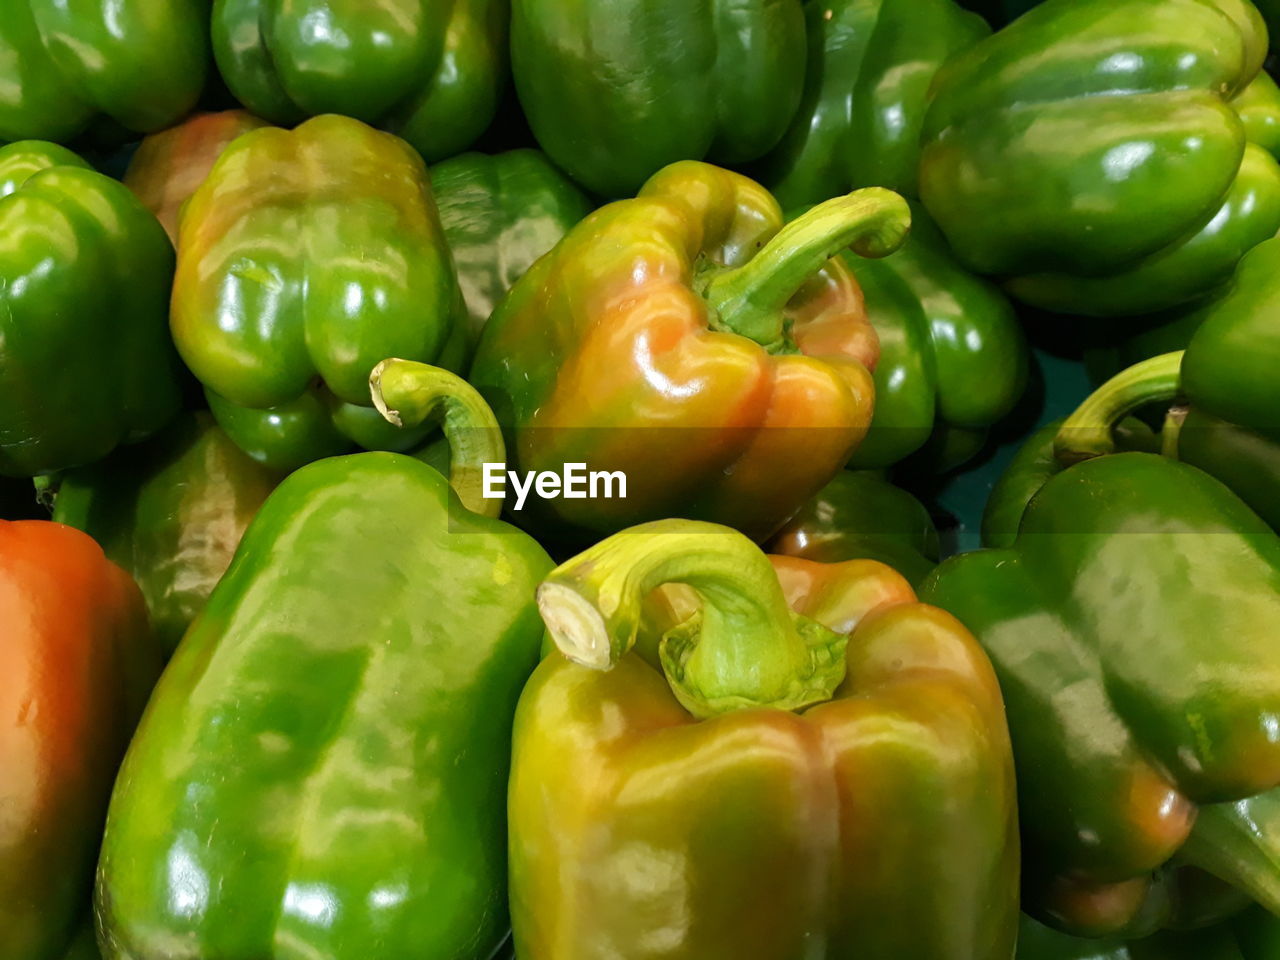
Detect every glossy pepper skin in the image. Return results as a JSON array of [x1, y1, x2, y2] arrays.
[[52, 413, 281, 656], [1015, 909, 1280, 960], [432, 149, 592, 341], [124, 110, 268, 243], [172, 115, 468, 473], [1, 521, 160, 960], [471, 161, 911, 545], [842, 202, 1026, 471], [922, 452, 1280, 938], [511, 0, 806, 198], [761, 0, 989, 208], [0, 0, 208, 144], [920, 0, 1280, 318], [96, 362, 552, 960], [0, 141, 183, 476], [212, 0, 507, 163], [1057, 238, 1280, 532], [770, 470, 940, 587], [513, 520, 1018, 959]]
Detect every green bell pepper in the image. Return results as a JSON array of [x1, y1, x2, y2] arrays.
[[843, 201, 1027, 470], [1016, 905, 1280, 958], [514, 520, 1018, 957], [769, 470, 940, 587], [51, 413, 281, 656], [922, 450, 1280, 938], [1234, 72, 1280, 157], [762, 0, 989, 208], [470, 161, 909, 545], [920, 0, 1280, 318], [172, 115, 468, 473], [0, 0, 208, 144], [432, 149, 592, 341], [1057, 238, 1280, 531], [0, 141, 183, 476], [96, 362, 551, 960], [212, 0, 507, 163], [510, 0, 807, 197]]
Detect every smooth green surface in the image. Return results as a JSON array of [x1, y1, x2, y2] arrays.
[[762, 0, 988, 207], [96, 453, 552, 959], [921, 0, 1278, 317], [172, 116, 468, 472], [53, 414, 281, 656], [924, 453, 1280, 937], [845, 202, 1027, 469], [0, 0, 208, 143], [511, 0, 806, 196], [432, 149, 592, 340], [769, 470, 940, 586], [213, 0, 508, 162], [1178, 238, 1280, 528], [0, 141, 183, 476]]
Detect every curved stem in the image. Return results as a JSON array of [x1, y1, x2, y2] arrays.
[[702, 188, 911, 347], [1054, 352, 1185, 465], [1180, 791, 1280, 917], [1161, 405, 1189, 460], [536, 518, 847, 719], [369, 358, 504, 518]]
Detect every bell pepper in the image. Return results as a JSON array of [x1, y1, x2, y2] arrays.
[[1056, 237, 1280, 531], [432, 148, 592, 341], [510, 0, 806, 198], [512, 519, 1018, 958], [172, 115, 468, 473], [0, 141, 183, 476], [769, 470, 941, 587], [212, 0, 506, 163], [920, 0, 1280, 318], [0, 0, 208, 144], [921, 450, 1280, 938], [762, 0, 989, 208], [1233, 72, 1280, 158], [1, 520, 160, 960], [123, 110, 268, 243], [1017, 905, 1280, 959], [471, 161, 910, 545], [96, 362, 551, 960], [51, 413, 282, 656], [841, 201, 1027, 470]]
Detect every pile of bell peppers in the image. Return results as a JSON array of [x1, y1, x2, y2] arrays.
[[4, 2, 1280, 958]]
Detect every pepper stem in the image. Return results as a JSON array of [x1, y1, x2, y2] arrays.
[[1179, 792, 1280, 917], [369, 358, 504, 518], [537, 519, 848, 719], [1054, 352, 1185, 465], [702, 188, 911, 348]]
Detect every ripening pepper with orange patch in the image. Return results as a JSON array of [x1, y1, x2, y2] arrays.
[[470, 161, 911, 546], [511, 519, 1018, 959]]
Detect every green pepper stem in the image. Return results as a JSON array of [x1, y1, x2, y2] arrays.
[[1180, 793, 1280, 917], [702, 188, 911, 348], [1054, 352, 1185, 465], [369, 358, 504, 518], [536, 519, 848, 719]]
